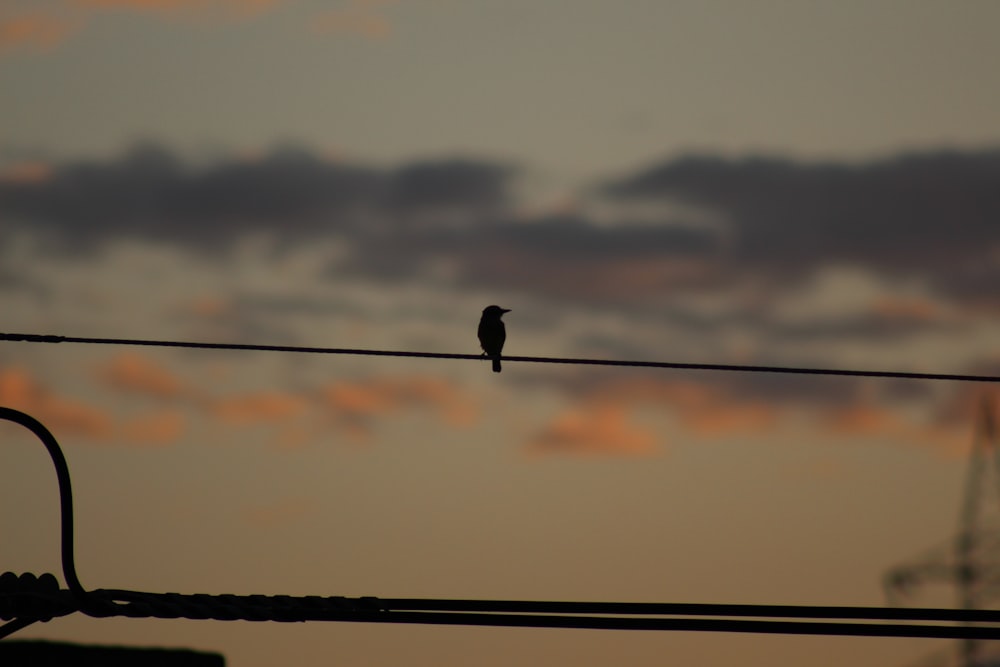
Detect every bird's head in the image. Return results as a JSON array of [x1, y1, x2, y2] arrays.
[[482, 305, 511, 318]]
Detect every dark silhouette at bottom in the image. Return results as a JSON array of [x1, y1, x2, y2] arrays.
[[0, 640, 224, 666]]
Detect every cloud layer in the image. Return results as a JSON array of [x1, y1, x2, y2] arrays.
[[4, 144, 997, 311]]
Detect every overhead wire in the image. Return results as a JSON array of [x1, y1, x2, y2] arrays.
[[1, 332, 997, 383]]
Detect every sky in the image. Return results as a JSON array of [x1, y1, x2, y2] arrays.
[[1, 1, 1000, 666]]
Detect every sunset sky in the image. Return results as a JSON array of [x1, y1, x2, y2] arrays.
[[2, 1, 1000, 666]]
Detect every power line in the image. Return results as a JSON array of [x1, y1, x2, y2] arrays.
[[1, 331, 997, 383], [5, 581, 1000, 641], [380, 597, 1000, 622]]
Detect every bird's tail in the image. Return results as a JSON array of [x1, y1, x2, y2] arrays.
[[492, 356, 502, 373]]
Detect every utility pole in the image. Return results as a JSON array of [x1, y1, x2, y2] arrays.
[[885, 393, 1000, 667]]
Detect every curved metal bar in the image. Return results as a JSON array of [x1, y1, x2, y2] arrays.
[[0, 407, 91, 610]]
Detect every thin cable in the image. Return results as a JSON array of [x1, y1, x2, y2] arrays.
[[380, 597, 1000, 623], [2, 332, 997, 383], [306, 611, 1000, 640], [6, 586, 1000, 640]]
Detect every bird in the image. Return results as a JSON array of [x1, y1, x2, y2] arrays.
[[478, 305, 510, 373]]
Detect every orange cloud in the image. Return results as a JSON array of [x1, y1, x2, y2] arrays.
[[323, 381, 395, 415], [825, 403, 902, 436], [820, 395, 980, 457], [185, 295, 230, 318], [388, 377, 478, 427], [522, 375, 795, 456], [74, 0, 283, 20], [870, 296, 940, 322], [561, 376, 984, 456], [311, 0, 397, 39], [0, 161, 54, 184], [120, 409, 186, 445], [527, 404, 656, 457], [96, 362, 319, 446], [0, 367, 113, 439], [682, 401, 778, 437], [208, 391, 309, 425], [1, 0, 282, 57], [1, 359, 481, 448], [0, 366, 188, 446], [0, 12, 80, 54], [566, 377, 780, 439], [98, 352, 185, 399], [205, 390, 313, 449], [83, 366, 476, 447], [319, 376, 477, 439]]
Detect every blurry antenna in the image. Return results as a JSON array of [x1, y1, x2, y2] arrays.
[[885, 393, 1000, 667]]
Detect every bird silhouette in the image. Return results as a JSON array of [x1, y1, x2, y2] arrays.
[[478, 305, 510, 373]]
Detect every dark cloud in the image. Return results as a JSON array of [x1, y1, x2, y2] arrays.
[[476, 215, 715, 259], [526, 363, 866, 408], [175, 147, 381, 229], [386, 160, 513, 222], [0, 143, 514, 250], [605, 150, 1000, 302], [0, 266, 49, 299], [769, 312, 961, 344], [455, 219, 718, 296], [339, 212, 721, 299]]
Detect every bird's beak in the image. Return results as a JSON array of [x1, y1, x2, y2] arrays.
[[502, 308, 511, 313]]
